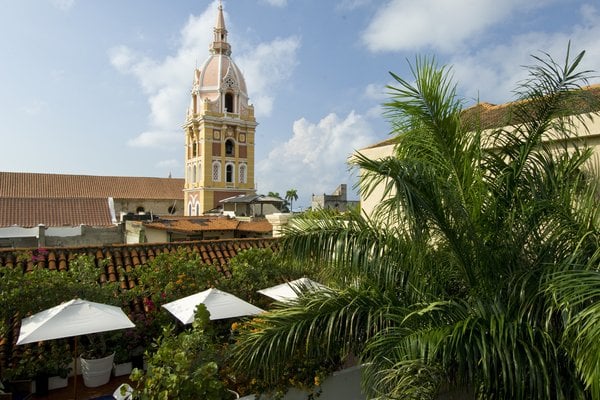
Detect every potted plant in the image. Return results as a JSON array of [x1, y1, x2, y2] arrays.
[[42, 341, 72, 391], [2, 347, 37, 397], [112, 331, 134, 377], [80, 333, 116, 388]]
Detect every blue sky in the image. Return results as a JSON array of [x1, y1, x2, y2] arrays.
[[1, 0, 599, 209]]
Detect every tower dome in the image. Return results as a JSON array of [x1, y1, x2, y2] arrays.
[[188, 2, 249, 115], [183, 1, 257, 217]]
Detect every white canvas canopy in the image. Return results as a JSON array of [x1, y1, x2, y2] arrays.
[[162, 288, 263, 324], [257, 278, 328, 301], [16, 299, 135, 399], [17, 299, 135, 345]]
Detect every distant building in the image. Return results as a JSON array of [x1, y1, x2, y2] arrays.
[[311, 184, 359, 212], [183, 3, 257, 216], [220, 194, 284, 217], [356, 85, 600, 218], [126, 215, 273, 244], [0, 172, 183, 247], [0, 3, 276, 247]]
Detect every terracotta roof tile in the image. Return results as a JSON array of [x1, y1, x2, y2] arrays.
[[238, 219, 273, 233], [143, 216, 273, 235], [0, 172, 184, 200], [0, 237, 279, 374], [144, 216, 240, 232], [362, 84, 600, 150], [0, 197, 114, 227]]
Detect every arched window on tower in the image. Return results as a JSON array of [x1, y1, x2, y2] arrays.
[[225, 139, 234, 156], [196, 164, 201, 183], [192, 141, 197, 157], [226, 163, 234, 183], [192, 165, 197, 184], [225, 92, 234, 113]]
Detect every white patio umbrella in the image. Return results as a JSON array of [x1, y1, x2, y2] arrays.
[[17, 299, 135, 399], [162, 288, 263, 324], [257, 277, 328, 301]]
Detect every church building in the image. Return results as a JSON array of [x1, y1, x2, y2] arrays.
[[183, 2, 257, 216]]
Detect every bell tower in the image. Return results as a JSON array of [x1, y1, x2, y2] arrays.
[[183, 2, 257, 216]]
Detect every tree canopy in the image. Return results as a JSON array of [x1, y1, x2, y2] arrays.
[[233, 46, 600, 399]]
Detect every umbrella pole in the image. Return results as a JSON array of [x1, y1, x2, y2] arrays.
[[74, 336, 78, 400]]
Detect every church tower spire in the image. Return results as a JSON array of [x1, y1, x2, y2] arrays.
[[183, 1, 257, 216], [211, 1, 231, 56]]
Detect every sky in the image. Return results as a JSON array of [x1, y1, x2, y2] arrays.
[[1, 0, 599, 209]]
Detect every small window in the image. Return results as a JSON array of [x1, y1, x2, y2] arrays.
[[225, 139, 234, 156], [239, 164, 247, 184], [226, 163, 234, 183], [192, 165, 197, 183], [225, 93, 234, 113], [188, 203, 192, 215], [196, 204, 200, 216], [192, 141, 197, 157], [212, 162, 221, 182], [168, 205, 177, 214]]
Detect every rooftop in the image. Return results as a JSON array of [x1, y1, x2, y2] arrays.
[[0, 172, 184, 200], [0, 197, 114, 228]]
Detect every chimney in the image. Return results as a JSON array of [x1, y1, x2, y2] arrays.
[[38, 224, 46, 248]]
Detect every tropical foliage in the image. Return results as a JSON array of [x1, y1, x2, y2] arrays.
[[233, 46, 600, 399], [221, 247, 312, 309], [0, 254, 119, 379], [130, 305, 231, 400], [285, 189, 299, 213]]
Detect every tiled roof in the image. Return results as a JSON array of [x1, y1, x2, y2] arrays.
[[0, 238, 277, 282], [461, 84, 600, 131], [0, 238, 279, 373], [0, 172, 184, 200], [361, 84, 600, 150], [0, 197, 113, 228], [145, 217, 239, 232], [238, 219, 273, 233], [144, 216, 273, 234]]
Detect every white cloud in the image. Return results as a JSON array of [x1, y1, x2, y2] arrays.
[[260, 0, 288, 6], [336, 0, 372, 11], [110, 1, 300, 147], [127, 130, 179, 148], [257, 111, 377, 205], [451, 4, 600, 105], [156, 159, 179, 168], [237, 36, 301, 117], [362, 0, 539, 53], [364, 83, 387, 102], [21, 100, 48, 116], [50, 0, 75, 11]]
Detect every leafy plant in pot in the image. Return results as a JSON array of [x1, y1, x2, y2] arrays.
[[79, 333, 116, 388], [34, 341, 73, 394]]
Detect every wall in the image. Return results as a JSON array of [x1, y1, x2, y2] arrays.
[[311, 184, 359, 212], [354, 144, 396, 218], [0, 225, 123, 248], [239, 366, 365, 400], [44, 225, 123, 247], [114, 199, 184, 218]]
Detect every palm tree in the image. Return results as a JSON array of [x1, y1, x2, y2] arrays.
[[233, 47, 600, 399], [285, 189, 298, 213]]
